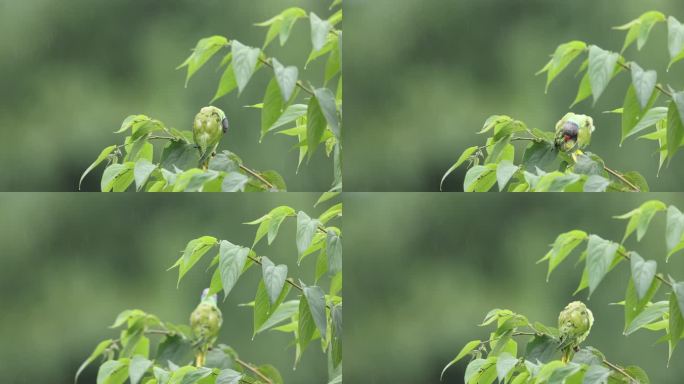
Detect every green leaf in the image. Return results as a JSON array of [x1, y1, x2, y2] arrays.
[[303, 284, 327, 340], [614, 11, 665, 52], [495, 352, 518, 382], [570, 71, 592, 107], [586, 234, 619, 295], [667, 99, 684, 161], [75, 339, 113, 383], [178, 35, 228, 87], [583, 175, 610, 192], [296, 211, 321, 256], [255, 8, 307, 47], [539, 41, 587, 92], [101, 162, 135, 192], [216, 369, 243, 384], [440, 145, 478, 191], [315, 88, 340, 138], [666, 205, 684, 254], [547, 363, 581, 384], [221, 172, 249, 192], [173, 236, 217, 286], [218, 240, 249, 298], [97, 359, 129, 384], [582, 364, 611, 384], [211, 64, 237, 103], [298, 287, 317, 352], [624, 277, 661, 334], [524, 334, 557, 363], [272, 58, 298, 101], [310, 13, 332, 51], [80, 145, 117, 190], [630, 62, 657, 109], [306, 95, 327, 159], [668, 16, 684, 66], [326, 230, 342, 275], [624, 366, 650, 384], [231, 40, 261, 93], [615, 200, 666, 242], [129, 355, 153, 384], [261, 256, 288, 305], [630, 252, 657, 300], [521, 141, 558, 171], [624, 106, 668, 141], [133, 159, 157, 192], [115, 115, 150, 134], [625, 301, 668, 335], [256, 300, 299, 334], [496, 160, 518, 191], [588, 46, 619, 104], [463, 164, 497, 192], [261, 77, 285, 141], [541, 230, 587, 281], [160, 142, 198, 172], [440, 340, 481, 380], [464, 359, 488, 383], [267, 206, 296, 244], [669, 288, 684, 363], [267, 104, 307, 133]]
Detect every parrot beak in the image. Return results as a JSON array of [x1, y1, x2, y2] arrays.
[[221, 117, 229, 134]]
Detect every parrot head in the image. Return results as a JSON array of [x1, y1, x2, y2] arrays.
[[200, 288, 218, 306], [554, 113, 594, 153], [558, 301, 594, 349]]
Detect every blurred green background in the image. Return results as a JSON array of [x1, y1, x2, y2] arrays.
[[346, 0, 684, 191], [346, 193, 684, 383], [0, 0, 335, 191], [0, 193, 336, 383]]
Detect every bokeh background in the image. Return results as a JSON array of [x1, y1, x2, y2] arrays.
[[0, 0, 336, 191], [346, 0, 684, 191], [346, 193, 684, 383], [0, 193, 338, 383]]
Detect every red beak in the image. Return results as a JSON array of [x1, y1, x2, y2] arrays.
[[563, 134, 571, 142]]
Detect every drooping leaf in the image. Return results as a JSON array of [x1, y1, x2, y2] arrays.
[[315, 88, 340, 138], [666, 99, 684, 161], [540, 230, 587, 281], [178, 36, 228, 87], [211, 63, 237, 103], [630, 62, 657, 109], [261, 256, 288, 305], [496, 160, 518, 191], [666, 205, 684, 254], [440, 146, 478, 191], [80, 145, 117, 190], [588, 45, 619, 104], [310, 13, 332, 51], [624, 301, 668, 335], [538, 40, 587, 92], [586, 234, 619, 295], [133, 159, 157, 191], [218, 240, 250, 298], [440, 340, 481, 380], [129, 355, 153, 384], [272, 58, 298, 102], [296, 211, 321, 256], [231, 40, 261, 93], [630, 252, 657, 300], [75, 339, 113, 383], [261, 78, 285, 141]]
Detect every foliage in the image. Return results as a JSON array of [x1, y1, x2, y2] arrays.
[[443, 199, 684, 383], [75, 195, 343, 384], [80, 1, 342, 192], [442, 10, 684, 192]]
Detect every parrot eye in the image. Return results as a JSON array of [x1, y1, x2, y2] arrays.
[[221, 117, 229, 133]]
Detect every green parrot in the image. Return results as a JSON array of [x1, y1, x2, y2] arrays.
[[554, 113, 595, 158], [557, 301, 594, 363], [193, 106, 229, 169], [190, 288, 223, 367]]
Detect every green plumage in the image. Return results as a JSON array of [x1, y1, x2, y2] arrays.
[[193, 106, 229, 169], [558, 301, 594, 363], [554, 113, 595, 153], [190, 288, 222, 366]]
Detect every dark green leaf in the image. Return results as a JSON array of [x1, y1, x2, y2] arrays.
[[582, 364, 611, 384], [326, 231, 342, 275], [261, 78, 285, 141], [667, 99, 684, 161], [216, 369, 243, 384], [315, 88, 340, 138], [583, 175, 610, 192], [306, 95, 327, 158], [211, 64, 237, 103], [521, 141, 558, 171], [221, 172, 249, 192]]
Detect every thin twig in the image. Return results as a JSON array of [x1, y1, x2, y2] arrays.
[[239, 164, 274, 190], [235, 357, 273, 384], [602, 359, 637, 383], [602, 165, 640, 192], [257, 57, 316, 96]]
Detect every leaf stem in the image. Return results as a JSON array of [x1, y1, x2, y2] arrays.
[[239, 164, 274, 190], [602, 165, 640, 192]]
